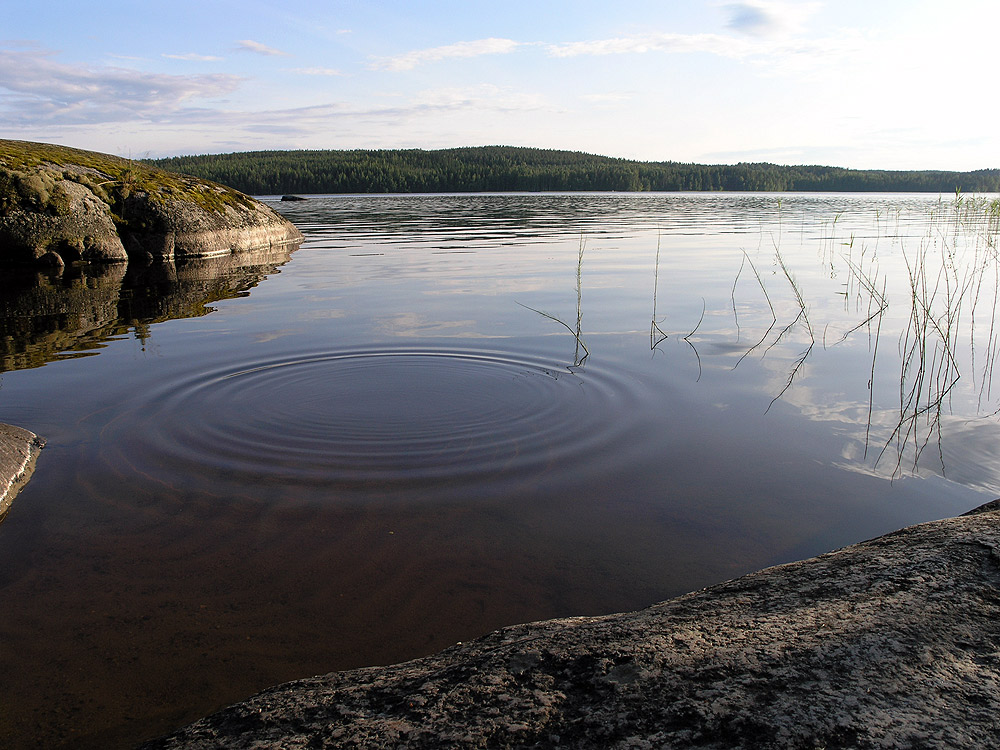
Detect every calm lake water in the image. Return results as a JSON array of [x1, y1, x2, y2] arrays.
[[1, 192, 998, 747]]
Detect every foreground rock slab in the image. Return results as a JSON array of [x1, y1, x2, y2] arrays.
[[0, 423, 44, 521], [143, 500, 1000, 749]]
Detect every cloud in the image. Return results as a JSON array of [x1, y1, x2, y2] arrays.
[[0, 80, 549, 145], [545, 25, 864, 78], [547, 33, 754, 59], [0, 47, 243, 126], [405, 83, 547, 112], [138, 84, 548, 142], [163, 53, 224, 62], [0, 39, 41, 48], [722, 1, 822, 37], [289, 67, 345, 76], [370, 38, 522, 72], [581, 92, 634, 104], [236, 39, 290, 57]]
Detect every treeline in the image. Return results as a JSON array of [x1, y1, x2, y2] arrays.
[[146, 146, 1000, 195]]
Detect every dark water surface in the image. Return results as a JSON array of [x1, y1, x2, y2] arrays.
[[1, 193, 997, 748]]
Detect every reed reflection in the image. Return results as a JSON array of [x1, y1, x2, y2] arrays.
[[657, 194, 1000, 483]]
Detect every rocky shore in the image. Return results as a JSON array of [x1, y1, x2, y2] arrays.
[[0, 139, 302, 521], [0, 423, 44, 522], [0, 140, 302, 266], [141, 499, 1000, 749]]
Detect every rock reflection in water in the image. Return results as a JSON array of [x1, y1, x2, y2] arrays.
[[0, 243, 298, 372]]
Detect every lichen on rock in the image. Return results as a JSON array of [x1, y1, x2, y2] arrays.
[[0, 140, 303, 266]]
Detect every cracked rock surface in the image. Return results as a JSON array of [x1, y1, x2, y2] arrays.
[[142, 500, 1000, 749]]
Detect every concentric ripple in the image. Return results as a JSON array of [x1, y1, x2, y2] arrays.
[[106, 347, 657, 494]]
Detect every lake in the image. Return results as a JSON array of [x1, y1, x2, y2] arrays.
[[1, 192, 997, 748]]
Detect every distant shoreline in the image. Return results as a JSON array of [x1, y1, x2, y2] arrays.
[[147, 145, 1000, 196]]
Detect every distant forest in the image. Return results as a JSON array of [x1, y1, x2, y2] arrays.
[[146, 146, 1000, 195]]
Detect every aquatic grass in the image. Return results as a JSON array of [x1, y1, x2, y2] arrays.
[[847, 193, 1000, 477], [732, 250, 778, 370], [573, 235, 587, 367], [682, 298, 707, 381], [650, 233, 668, 350], [763, 246, 815, 413], [720, 191, 1000, 478], [517, 235, 589, 367], [833, 257, 889, 347]]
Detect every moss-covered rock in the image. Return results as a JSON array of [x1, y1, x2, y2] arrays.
[[0, 140, 303, 265]]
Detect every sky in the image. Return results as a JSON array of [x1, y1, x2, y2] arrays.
[[1, 0, 998, 170]]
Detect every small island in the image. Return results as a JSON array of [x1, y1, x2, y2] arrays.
[[0, 140, 303, 266]]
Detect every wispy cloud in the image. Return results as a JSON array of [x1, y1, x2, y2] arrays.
[[163, 52, 224, 62], [547, 33, 755, 59], [545, 26, 864, 78], [405, 83, 547, 112], [289, 67, 345, 76], [0, 39, 41, 48], [0, 47, 242, 126], [581, 92, 634, 104], [0, 44, 549, 138], [723, 1, 822, 37], [236, 39, 290, 57], [370, 38, 522, 72]]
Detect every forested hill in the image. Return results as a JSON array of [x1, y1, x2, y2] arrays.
[[146, 146, 1000, 195]]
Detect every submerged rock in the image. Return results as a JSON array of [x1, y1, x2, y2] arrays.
[[0, 423, 44, 522], [142, 500, 1000, 749], [0, 140, 303, 265]]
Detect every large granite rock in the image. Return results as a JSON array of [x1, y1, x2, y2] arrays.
[[118, 189, 301, 262], [0, 423, 44, 522], [0, 176, 126, 263], [142, 500, 1000, 749], [0, 140, 302, 265]]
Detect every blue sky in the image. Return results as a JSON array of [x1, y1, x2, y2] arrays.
[[2, 0, 997, 169]]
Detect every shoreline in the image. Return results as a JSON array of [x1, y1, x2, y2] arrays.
[[143, 499, 1000, 749]]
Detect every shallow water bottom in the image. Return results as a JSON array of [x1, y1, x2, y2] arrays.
[[1, 192, 997, 747], [0, 411, 980, 748]]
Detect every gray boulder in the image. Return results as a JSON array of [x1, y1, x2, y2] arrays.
[[1, 140, 303, 266], [119, 189, 303, 262], [0, 423, 44, 522], [141, 500, 1000, 749], [0, 171, 127, 263]]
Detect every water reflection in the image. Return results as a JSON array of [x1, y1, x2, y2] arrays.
[[1, 193, 998, 750], [518, 236, 589, 368], [269, 192, 942, 248], [660, 194, 1000, 485], [0, 244, 298, 372]]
